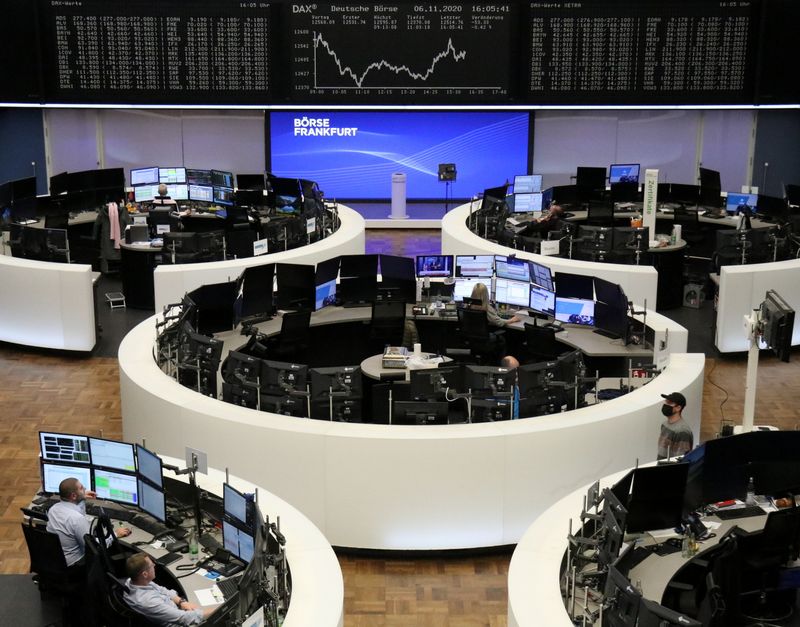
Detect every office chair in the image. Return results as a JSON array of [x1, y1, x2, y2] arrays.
[[516, 234, 542, 254], [673, 205, 710, 257], [84, 534, 130, 627], [695, 533, 744, 627], [370, 300, 406, 348], [21, 522, 85, 625], [736, 507, 800, 621], [523, 322, 565, 362], [268, 310, 311, 360], [456, 307, 504, 364], [106, 573, 157, 627], [225, 228, 257, 259]]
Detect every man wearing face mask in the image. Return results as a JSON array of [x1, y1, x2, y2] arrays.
[[657, 392, 694, 460]]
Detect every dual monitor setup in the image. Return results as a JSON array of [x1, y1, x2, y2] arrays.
[[131, 166, 238, 207], [416, 254, 633, 343]]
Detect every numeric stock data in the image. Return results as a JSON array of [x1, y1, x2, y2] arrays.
[[289, 3, 516, 103], [526, 1, 757, 104], [40, 0, 273, 104]]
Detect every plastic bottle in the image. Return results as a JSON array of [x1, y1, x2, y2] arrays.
[[681, 533, 690, 558], [188, 528, 199, 561], [670, 226, 677, 245], [746, 476, 756, 506]]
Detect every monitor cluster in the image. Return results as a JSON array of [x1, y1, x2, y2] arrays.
[[39, 431, 167, 523]]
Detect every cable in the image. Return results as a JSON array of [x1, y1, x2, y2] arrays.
[[704, 358, 731, 435]]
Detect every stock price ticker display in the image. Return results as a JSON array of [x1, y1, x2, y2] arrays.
[[39, 0, 273, 104], [525, 1, 758, 104], [288, 3, 516, 103]]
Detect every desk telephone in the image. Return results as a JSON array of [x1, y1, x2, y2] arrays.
[[200, 549, 245, 577]]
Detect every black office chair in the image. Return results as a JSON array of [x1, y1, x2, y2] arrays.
[[370, 300, 406, 348], [456, 307, 504, 364], [21, 522, 85, 625], [736, 507, 800, 621], [523, 322, 565, 362], [225, 228, 257, 259], [673, 205, 710, 257], [268, 310, 312, 361], [695, 533, 744, 627], [586, 200, 615, 226], [106, 573, 157, 627]]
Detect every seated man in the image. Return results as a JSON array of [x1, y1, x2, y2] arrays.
[[46, 477, 131, 568], [153, 183, 177, 206], [124, 553, 214, 626], [519, 203, 565, 237]]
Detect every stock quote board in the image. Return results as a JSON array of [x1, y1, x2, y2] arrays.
[[2, 0, 797, 105]]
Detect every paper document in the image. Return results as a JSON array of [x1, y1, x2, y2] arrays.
[[195, 586, 224, 606]]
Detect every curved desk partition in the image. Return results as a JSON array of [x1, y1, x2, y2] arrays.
[[121, 311, 702, 551], [0, 254, 96, 351], [442, 202, 659, 310], [161, 455, 344, 627], [153, 205, 365, 311], [716, 258, 800, 353]]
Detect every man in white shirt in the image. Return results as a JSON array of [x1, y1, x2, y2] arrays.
[[124, 554, 213, 626], [46, 477, 130, 567]]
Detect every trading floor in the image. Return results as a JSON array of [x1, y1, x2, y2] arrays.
[[1, 229, 799, 625]]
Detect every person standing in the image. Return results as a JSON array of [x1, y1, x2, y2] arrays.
[[657, 392, 694, 460]]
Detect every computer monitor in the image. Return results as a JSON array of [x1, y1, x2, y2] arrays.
[[480, 184, 509, 212], [465, 365, 515, 397], [187, 168, 212, 186], [594, 277, 626, 308], [604, 565, 641, 627], [598, 505, 626, 568], [41, 461, 92, 494], [137, 478, 166, 522], [415, 255, 454, 278], [134, 185, 156, 203], [610, 181, 640, 203], [88, 437, 136, 472], [513, 192, 543, 214], [338, 255, 379, 305], [528, 260, 553, 292], [340, 254, 378, 278], [236, 173, 265, 190], [455, 255, 494, 278], [409, 364, 464, 400], [188, 184, 213, 203], [555, 297, 595, 326], [494, 277, 529, 308], [576, 166, 607, 191], [39, 431, 91, 464], [700, 435, 750, 505], [135, 444, 163, 489], [594, 302, 629, 341], [223, 520, 255, 563], [315, 279, 337, 311], [158, 167, 186, 184], [223, 482, 253, 530], [699, 167, 722, 207], [213, 186, 235, 206], [276, 263, 315, 311], [625, 464, 689, 534], [452, 277, 484, 302], [725, 192, 758, 215], [130, 167, 159, 186], [310, 366, 362, 402], [392, 401, 449, 425], [513, 174, 543, 194], [222, 351, 262, 387], [495, 255, 530, 282], [637, 598, 701, 627], [260, 360, 308, 396], [49, 171, 69, 196], [608, 164, 640, 184], [529, 285, 556, 317], [222, 383, 259, 409], [577, 225, 614, 255], [92, 468, 139, 506], [378, 254, 416, 302], [554, 272, 594, 300], [211, 170, 234, 188], [760, 290, 795, 363]]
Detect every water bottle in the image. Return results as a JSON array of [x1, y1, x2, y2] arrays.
[[188, 528, 199, 561], [746, 476, 756, 506]]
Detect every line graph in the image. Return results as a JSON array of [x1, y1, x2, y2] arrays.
[[290, 3, 514, 102]]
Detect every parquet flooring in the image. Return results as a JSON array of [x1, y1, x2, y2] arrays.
[[1, 227, 799, 624]]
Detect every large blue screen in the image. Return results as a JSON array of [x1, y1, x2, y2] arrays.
[[269, 111, 529, 200]]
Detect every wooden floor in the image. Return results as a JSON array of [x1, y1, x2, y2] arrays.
[[2, 345, 799, 624]]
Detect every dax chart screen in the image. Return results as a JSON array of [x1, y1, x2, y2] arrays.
[[288, 3, 516, 103]]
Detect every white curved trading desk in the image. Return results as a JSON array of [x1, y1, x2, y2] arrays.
[[441, 202, 659, 311], [715, 258, 800, 353], [157, 455, 344, 627], [152, 205, 365, 311], [0, 254, 97, 351], [120, 306, 702, 550]]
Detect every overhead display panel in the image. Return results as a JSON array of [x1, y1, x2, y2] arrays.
[[525, 0, 758, 105], [39, 0, 273, 104], [288, 2, 516, 103]]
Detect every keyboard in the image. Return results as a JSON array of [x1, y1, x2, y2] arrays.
[[713, 505, 766, 520], [155, 552, 182, 567], [214, 574, 244, 601], [131, 514, 170, 536]]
